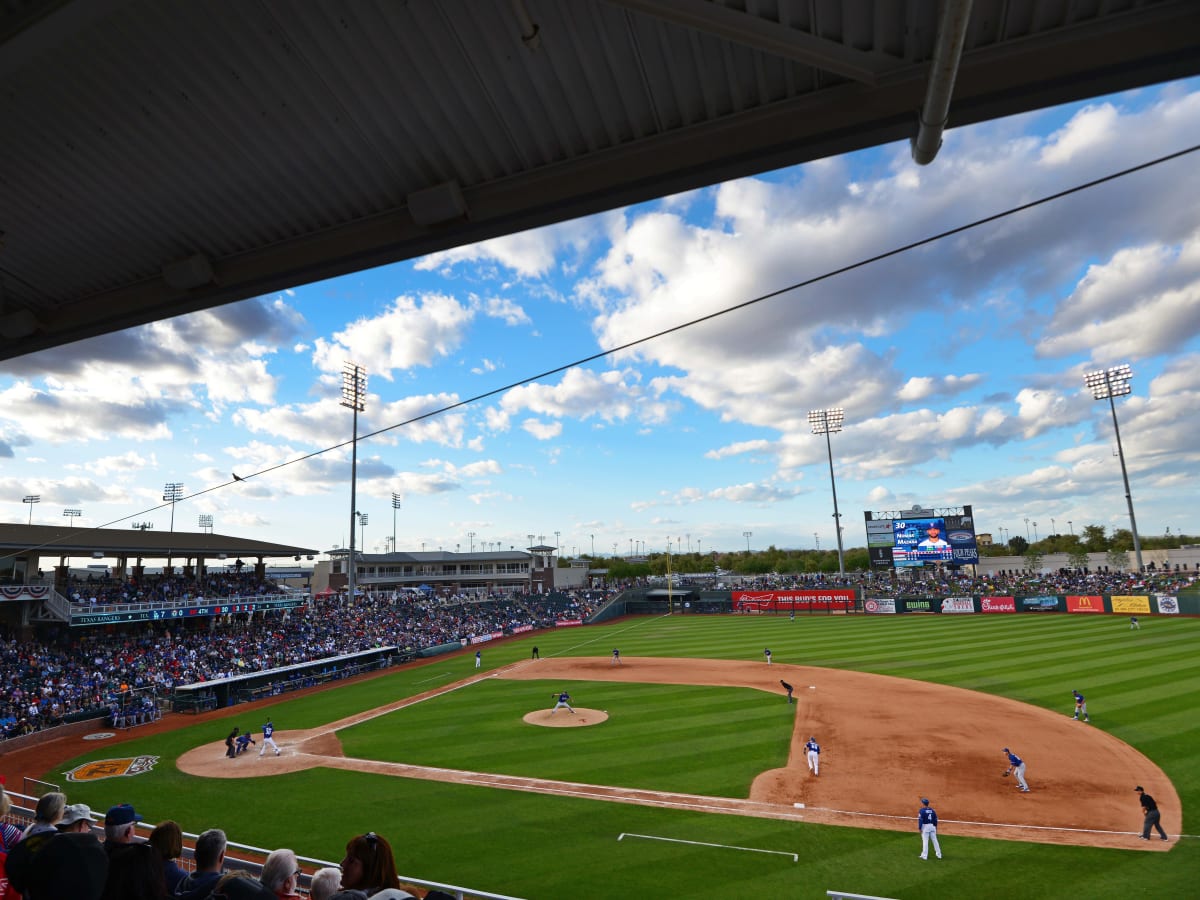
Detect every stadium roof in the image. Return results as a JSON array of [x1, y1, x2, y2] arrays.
[[0, 524, 317, 559], [2, 1, 1197, 360]]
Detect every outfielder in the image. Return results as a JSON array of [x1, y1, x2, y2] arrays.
[[259, 718, 281, 756], [917, 798, 942, 860], [551, 690, 575, 715], [1003, 747, 1029, 791], [763, 648, 772, 665], [805, 736, 820, 775], [475, 650, 482, 669], [1072, 689, 1090, 722]]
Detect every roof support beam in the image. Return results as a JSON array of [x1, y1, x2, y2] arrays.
[[911, 0, 974, 165]]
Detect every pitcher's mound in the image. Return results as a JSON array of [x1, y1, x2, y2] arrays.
[[523, 708, 608, 727]]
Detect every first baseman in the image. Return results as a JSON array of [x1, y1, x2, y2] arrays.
[[1003, 747, 1029, 791], [917, 797, 942, 859], [805, 736, 820, 775]]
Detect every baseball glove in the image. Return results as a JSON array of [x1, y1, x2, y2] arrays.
[[1002, 771, 1010, 777]]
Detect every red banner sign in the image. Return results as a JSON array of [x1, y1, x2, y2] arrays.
[[1066, 595, 1104, 613], [732, 590, 855, 611]]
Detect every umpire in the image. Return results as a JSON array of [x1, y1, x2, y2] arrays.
[[1135, 786, 1169, 841]]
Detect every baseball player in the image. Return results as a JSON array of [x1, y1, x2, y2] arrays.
[[551, 690, 575, 715], [235, 730, 256, 755], [780, 680, 794, 704], [1072, 690, 1090, 722], [805, 736, 820, 775], [1003, 747, 1029, 791], [259, 718, 281, 756], [475, 650, 482, 669], [1130, 616, 1140, 630], [763, 648, 772, 665], [917, 798, 942, 859], [611, 648, 621, 666]]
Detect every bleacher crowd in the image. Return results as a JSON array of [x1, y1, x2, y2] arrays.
[[0, 587, 607, 740]]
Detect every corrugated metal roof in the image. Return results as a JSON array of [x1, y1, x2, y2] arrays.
[[1, 0, 1197, 358]]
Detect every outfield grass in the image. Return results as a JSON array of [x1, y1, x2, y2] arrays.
[[51, 614, 1199, 898]]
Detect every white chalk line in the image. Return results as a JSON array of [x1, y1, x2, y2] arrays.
[[802, 806, 1171, 838], [618, 832, 798, 861]]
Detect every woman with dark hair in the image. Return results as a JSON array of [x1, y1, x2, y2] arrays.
[[147, 820, 187, 894], [338, 832, 403, 896]]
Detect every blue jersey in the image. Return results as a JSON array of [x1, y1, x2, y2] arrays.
[[557, 692, 570, 703], [918, 807, 938, 828], [1073, 691, 1084, 703], [263, 722, 274, 739], [805, 740, 820, 755], [1006, 751, 1022, 767]]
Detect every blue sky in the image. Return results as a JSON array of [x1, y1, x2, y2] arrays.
[[3, 77, 1200, 562]]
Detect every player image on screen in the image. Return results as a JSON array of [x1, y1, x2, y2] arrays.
[[917, 523, 951, 549]]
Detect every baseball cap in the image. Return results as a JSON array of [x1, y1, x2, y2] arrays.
[[1003, 747, 1009, 752], [920, 798, 929, 805], [58, 803, 95, 828], [105, 803, 142, 827], [1135, 785, 1144, 791]]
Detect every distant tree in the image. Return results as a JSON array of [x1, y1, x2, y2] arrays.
[[1081, 524, 1108, 553], [1110, 528, 1134, 550], [1023, 550, 1043, 573], [1008, 535, 1029, 555], [845, 548, 870, 571], [1067, 549, 1089, 571]]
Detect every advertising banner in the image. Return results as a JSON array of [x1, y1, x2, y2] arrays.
[[1020, 595, 1061, 612], [732, 590, 855, 611], [901, 598, 935, 613], [1156, 595, 1180, 615], [980, 596, 1016, 613], [1109, 595, 1151, 614], [863, 597, 896, 614], [940, 597, 975, 614], [1066, 595, 1104, 613], [555, 619, 583, 627]]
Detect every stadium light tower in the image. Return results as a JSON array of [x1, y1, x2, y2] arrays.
[[198, 514, 213, 534], [809, 408, 846, 575], [342, 362, 367, 599], [1084, 364, 1143, 572], [358, 512, 368, 554], [743, 531, 752, 553], [63, 507, 81, 525], [162, 483, 183, 532], [391, 493, 402, 554]]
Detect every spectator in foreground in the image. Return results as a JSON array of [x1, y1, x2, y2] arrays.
[[208, 870, 276, 899], [308, 867, 343, 900], [260, 847, 303, 899], [0, 785, 24, 850], [8, 829, 109, 899], [338, 832, 402, 896], [174, 827, 227, 900], [103, 803, 142, 855], [101, 840, 166, 900], [148, 819, 188, 894], [22, 790, 66, 838], [58, 802, 97, 833]]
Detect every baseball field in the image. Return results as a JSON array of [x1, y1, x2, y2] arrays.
[[27, 612, 1200, 898]]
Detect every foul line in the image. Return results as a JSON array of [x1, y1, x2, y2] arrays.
[[803, 806, 1161, 837], [618, 832, 797, 862]]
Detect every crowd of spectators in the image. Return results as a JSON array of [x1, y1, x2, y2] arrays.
[[62, 572, 284, 606], [0, 588, 607, 740], [1, 786, 449, 899]]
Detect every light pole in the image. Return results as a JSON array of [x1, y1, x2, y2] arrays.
[[341, 361, 367, 600], [198, 514, 213, 534], [590, 534, 595, 557], [22, 494, 40, 524], [809, 407, 846, 575], [1085, 364, 1143, 571], [63, 507, 81, 526], [743, 531, 752, 553], [555, 531, 560, 556], [391, 493, 402, 554], [1032, 521, 1039, 542], [1068, 520, 1074, 536], [814, 532, 820, 551], [162, 483, 183, 531], [1050, 517, 1056, 537], [358, 512, 368, 555], [468, 531, 476, 553], [1024, 517, 1030, 541]]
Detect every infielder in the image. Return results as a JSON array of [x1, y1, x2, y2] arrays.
[[611, 648, 621, 666], [259, 718, 281, 756], [763, 648, 772, 665], [1072, 689, 1090, 722], [551, 690, 575, 715], [917, 798, 942, 860], [805, 736, 820, 775], [1003, 747, 1029, 791]]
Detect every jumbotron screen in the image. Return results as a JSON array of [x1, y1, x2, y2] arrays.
[[865, 507, 979, 568]]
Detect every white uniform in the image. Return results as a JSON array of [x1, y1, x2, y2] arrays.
[[259, 720, 280, 756], [805, 738, 820, 775]]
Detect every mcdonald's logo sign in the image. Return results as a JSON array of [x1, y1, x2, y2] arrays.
[[1066, 595, 1104, 613]]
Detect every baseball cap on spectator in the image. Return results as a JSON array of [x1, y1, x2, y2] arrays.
[[105, 803, 142, 826], [58, 802, 95, 828]]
